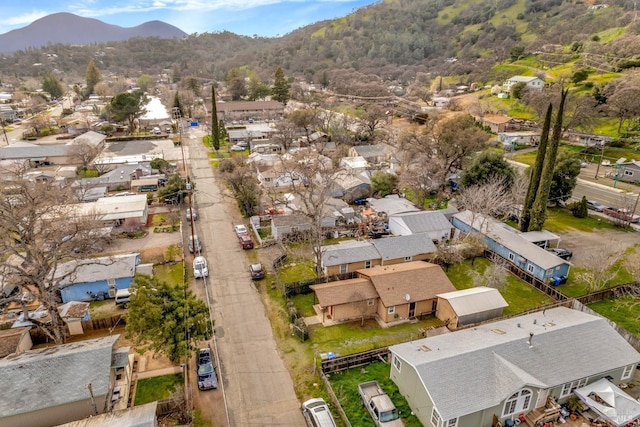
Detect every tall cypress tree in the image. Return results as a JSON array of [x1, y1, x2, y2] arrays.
[[520, 103, 552, 231], [211, 85, 220, 151], [529, 87, 569, 231]]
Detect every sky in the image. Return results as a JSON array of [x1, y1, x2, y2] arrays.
[[0, 0, 380, 38]]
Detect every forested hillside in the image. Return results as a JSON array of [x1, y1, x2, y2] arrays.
[[1, 0, 640, 88]]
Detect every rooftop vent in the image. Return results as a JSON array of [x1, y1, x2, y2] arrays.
[[492, 329, 506, 335], [420, 345, 431, 352]]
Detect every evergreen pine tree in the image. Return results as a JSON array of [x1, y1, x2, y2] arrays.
[[272, 67, 290, 105], [173, 91, 184, 118], [211, 85, 220, 151], [520, 103, 552, 231], [529, 87, 569, 231]]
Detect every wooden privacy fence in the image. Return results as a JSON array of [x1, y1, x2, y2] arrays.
[[321, 347, 389, 375], [576, 282, 640, 305], [81, 315, 125, 331]]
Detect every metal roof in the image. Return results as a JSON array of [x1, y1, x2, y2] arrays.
[[367, 195, 420, 216], [390, 307, 640, 421], [436, 286, 508, 316], [453, 210, 569, 270]]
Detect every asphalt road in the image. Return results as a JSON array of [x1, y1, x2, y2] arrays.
[[185, 127, 304, 427]]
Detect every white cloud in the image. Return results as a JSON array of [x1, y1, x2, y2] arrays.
[[2, 10, 49, 27]]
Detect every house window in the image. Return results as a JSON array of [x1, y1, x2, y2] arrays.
[[404, 256, 413, 262], [624, 170, 633, 176], [107, 278, 115, 286], [365, 260, 372, 269], [622, 365, 634, 380], [502, 389, 532, 417], [447, 419, 459, 427], [431, 408, 442, 427], [561, 378, 588, 397], [393, 355, 401, 372], [388, 306, 395, 314], [526, 264, 535, 273], [367, 299, 375, 306], [508, 253, 515, 262], [339, 264, 347, 274]]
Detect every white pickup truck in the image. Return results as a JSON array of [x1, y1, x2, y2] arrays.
[[357, 381, 403, 427]]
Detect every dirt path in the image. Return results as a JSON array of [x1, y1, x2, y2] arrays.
[[555, 228, 638, 265]]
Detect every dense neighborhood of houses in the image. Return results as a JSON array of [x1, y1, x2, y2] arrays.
[[0, 68, 639, 427]]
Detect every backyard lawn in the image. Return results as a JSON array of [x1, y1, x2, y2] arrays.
[[589, 296, 640, 336], [445, 258, 554, 315], [154, 262, 184, 286], [134, 373, 184, 405]]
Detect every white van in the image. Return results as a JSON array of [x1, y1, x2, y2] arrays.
[[114, 289, 132, 308], [189, 235, 202, 253], [302, 398, 337, 427]]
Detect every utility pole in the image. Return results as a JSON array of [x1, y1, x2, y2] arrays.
[[594, 142, 606, 180]]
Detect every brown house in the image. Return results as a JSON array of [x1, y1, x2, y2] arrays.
[[311, 262, 456, 325]]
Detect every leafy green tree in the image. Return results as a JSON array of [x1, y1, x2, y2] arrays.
[[125, 274, 211, 362], [107, 91, 148, 132], [529, 87, 569, 231], [570, 196, 589, 218], [272, 67, 290, 105], [510, 82, 527, 99], [509, 45, 525, 62], [150, 158, 172, 174], [571, 69, 589, 85], [158, 173, 188, 204], [173, 91, 184, 118], [211, 85, 220, 151], [460, 151, 514, 189], [41, 71, 64, 99], [549, 151, 581, 205], [371, 172, 398, 197], [85, 59, 102, 97], [248, 76, 271, 101], [137, 74, 153, 92], [520, 103, 552, 231]]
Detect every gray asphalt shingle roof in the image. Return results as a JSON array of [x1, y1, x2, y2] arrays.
[[391, 210, 452, 234], [0, 335, 118, 417], [53, 253, 139, 287], [390, 307, 640, 421], [322, 240, 380, 267], [372, 234, 436, 260]]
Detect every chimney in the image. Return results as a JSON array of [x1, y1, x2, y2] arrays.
[[528, 332, 534, 348]]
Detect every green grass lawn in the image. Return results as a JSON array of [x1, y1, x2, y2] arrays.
[[135, 373, 184, 405], [561, 260, 634, 298], [292, 292, 317, 317], [445, 258, 554, 315], [543, 208, 621, 233], [154, 262, 184, 286], [328, 361, 423, 427], [589, 296, 640, 336], [277, 260, 317, 284], [309, 317, 443, 357]]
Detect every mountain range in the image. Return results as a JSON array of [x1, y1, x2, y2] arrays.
[[0, 13, 187, 53]]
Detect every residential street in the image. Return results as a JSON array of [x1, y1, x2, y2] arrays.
[[185, 127, 304, 427]]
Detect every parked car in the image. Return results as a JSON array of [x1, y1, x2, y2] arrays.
[[230, 144, 246, 151], [186, 208, 198, 221], [152, 126, 162, 135], [234, 224, 248, 236], [550, 247, 573, 260], [604, 207, 640, 223], [249, 263, 265, 280], [302, 398, 337, 427], [236, 141, 249, 148], [586, 200, 605, 212], [193, 256, 209, 278], [197, 348, 218, 390], [115, 288, 132, 308], [239, 234, 254, 249], [189, 235, 202, 253]]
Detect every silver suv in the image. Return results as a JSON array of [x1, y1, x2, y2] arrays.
[[188, 235, 202, 253]]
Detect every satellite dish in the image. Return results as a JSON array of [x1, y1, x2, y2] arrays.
[[405, 293, 411, 302]]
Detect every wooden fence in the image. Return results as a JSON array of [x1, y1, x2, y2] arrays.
[[576, 282, 640, 305], [321, 347, 389, 375], [81, 315, 125, 331]]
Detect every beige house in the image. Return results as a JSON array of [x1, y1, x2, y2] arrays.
[[311, 262, 456, 325], [436, 286, 508, 329]]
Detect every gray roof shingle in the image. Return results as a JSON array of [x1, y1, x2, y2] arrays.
[[372, 234, 436, 260], [322, 240, 380, 267], [390, 210, 452, 234], [390, 307, 640, 420], [0, 335, 118, 417]]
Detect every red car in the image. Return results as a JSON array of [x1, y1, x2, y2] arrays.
[[239, 234, 254, 249]]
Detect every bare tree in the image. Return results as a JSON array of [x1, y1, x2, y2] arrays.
[[273, 120, 299, 151], [471, 263, 508, 291], [575, 245, 624, 293], [0, 180, 112, 343], [350, 290, 371, 326], [359, 104, 388, 140], [455, 175, 517, 220], [69, 141, 102, 170]]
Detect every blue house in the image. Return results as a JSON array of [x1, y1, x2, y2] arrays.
[[451, 211, 570, 282], [53, 253, 141, 303]]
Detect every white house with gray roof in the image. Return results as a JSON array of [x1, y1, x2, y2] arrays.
[[0, 335, 123, 427], [389, 307, 640, 427], [388, 210, 454, 242]]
